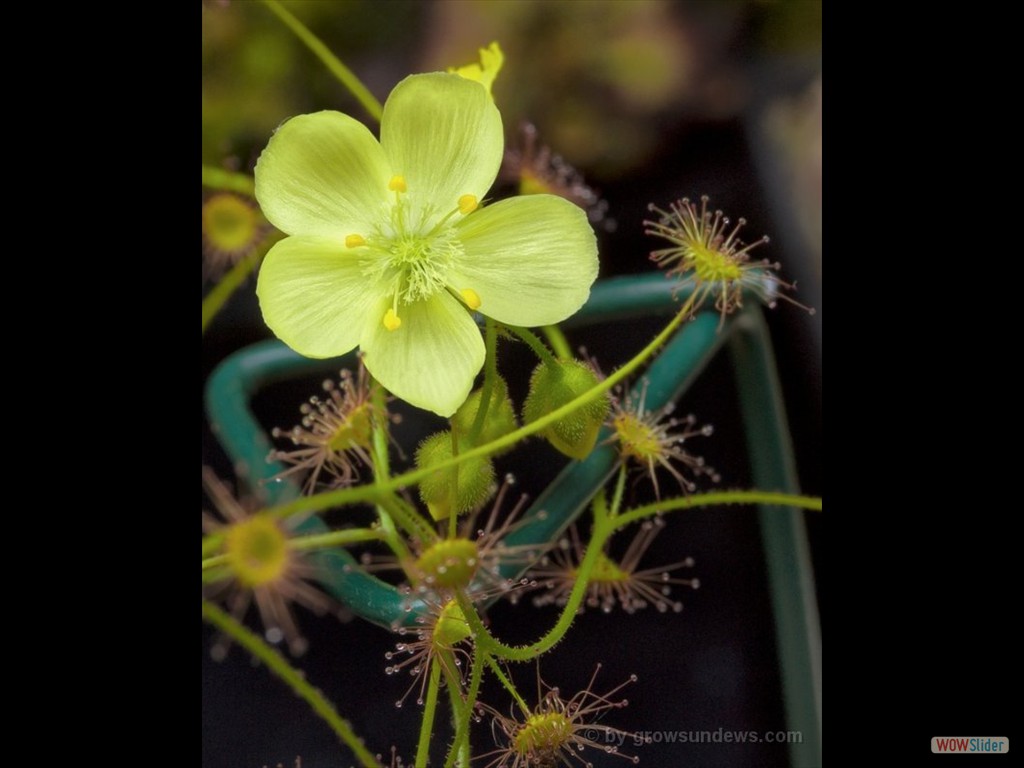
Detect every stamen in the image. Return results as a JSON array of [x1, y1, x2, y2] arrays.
[[458, 194, 478, 214], [424, 196, 477, 238], [383, 308, 402, 331], [460, 288, 482, 310], [345, 234, 366, 248], [388, 175, 407, 193]]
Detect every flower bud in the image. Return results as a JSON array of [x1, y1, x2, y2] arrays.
[[523, 359, 609, 460], [451, 375, 518, 450], [415, 430, 496, 521]]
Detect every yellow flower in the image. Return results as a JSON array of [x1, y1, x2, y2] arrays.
[[255, 73, 598, 416]]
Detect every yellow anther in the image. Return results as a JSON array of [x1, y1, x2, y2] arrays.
[[383, 308, 402, 331], [460, 288, 482, 310], [388, 175, 407, 193], [345, 234, 366, 248], [458, 194, 478, 214]]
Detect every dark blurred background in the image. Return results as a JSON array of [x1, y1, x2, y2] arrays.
[[203, 2, 821, 766]]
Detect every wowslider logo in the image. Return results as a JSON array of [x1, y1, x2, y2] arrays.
[[932, 737, 1009, 754]]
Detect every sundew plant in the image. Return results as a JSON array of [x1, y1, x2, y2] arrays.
[[202, 4, 821, 767]]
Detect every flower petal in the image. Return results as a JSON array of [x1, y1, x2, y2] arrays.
[[450, 195, 599, 326], [254, 111, 390, 238], [448, 42, 505, 98], [360, 292, 484, 417], [380, 73, 502, 219], [256, 235, 377, 358]]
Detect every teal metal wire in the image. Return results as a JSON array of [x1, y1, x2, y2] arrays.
[[204, 272, 821, 766]]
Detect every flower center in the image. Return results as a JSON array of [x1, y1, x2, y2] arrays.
[[384, 230, 461, 304], [689, 242, 743, 283], [225, 516, 290, 588], [347, 178, 482, 331], [326, 401, 373, 452], [514, 712, 574, 757], [579, 552, 630, 584], [203, 193, 261, 253], [613, 412, 662, 461]]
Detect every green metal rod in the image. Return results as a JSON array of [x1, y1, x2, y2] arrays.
[[728, 307, 821, 768]]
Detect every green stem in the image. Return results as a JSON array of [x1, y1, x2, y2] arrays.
[[201, 600, 381, 768], [505, 325, 557, 366], [591, 488, 609, 522], [371, 377, 392, 479], [541, 324, 572, 360], [204, 484, 395, 557], [415, 657, 443, 768], [455, 513, 614, 661], [203, 534, 224, 558], [260, 0, 384, 122], [201, 528, 382, 579], [445, 649, 485, 768], [441, 652, 470, 767], [201, 553, 229, 572], [500, 515, 612, 660], [379, 493, 437, 546], [614, 491, 823, 531], [484, 655, 530, 715], [202, 252, 261, 335], [367, 386, 427, 552], [290, 527, 382, 551], [378, 525, 413, 566], [217, 295, 700, 533], [609, 464, 628, 518], [467, 318, 498, 446], [201, 164, 255, 195], [201, 565, 231, 586], [370, 376, 409, 558], [455, 491, 821, 662]]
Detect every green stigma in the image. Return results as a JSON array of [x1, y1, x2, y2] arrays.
[[326, 402, 373, 452], [514, 712, 574, 756], [586, 552, 630, 583], [613, 412, 662, 461], [689, 243, 743, 283], [225, 516, 290, 587]]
